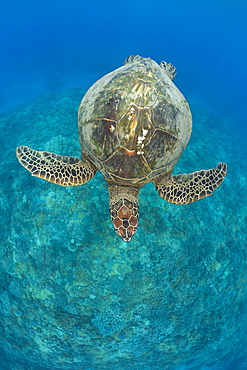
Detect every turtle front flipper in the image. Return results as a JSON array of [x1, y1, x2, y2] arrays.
[[154, 163, 227, 205], [16, 146, 97, 186], [108, 184, 140, 241]]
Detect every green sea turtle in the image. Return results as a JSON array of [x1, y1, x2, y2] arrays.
[[16, 55, 227, 241]]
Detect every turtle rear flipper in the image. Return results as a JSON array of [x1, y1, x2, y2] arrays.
[[160, 61, 177, 81], [154, 163, 227, 205], [123, 55, 143, 65], [16, 146, 97, 186]]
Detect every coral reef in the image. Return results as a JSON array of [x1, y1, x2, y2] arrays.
[[0, 89, 246, 370]]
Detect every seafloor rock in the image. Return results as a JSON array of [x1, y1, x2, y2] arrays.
[[0, 89, 247, 370]]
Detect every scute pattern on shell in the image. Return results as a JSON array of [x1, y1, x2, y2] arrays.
[[78, 57, 192, 185]]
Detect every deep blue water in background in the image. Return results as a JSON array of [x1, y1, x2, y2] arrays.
[[1, 0, 247, 137], [1, 1, 247, 370]]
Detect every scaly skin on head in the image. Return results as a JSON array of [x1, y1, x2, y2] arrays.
[[108, 183, 140, 241]]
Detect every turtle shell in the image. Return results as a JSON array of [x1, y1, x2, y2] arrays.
[[78, 57, 192, 185]]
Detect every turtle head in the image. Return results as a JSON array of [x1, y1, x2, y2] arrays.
[[108, 184, 139, 241]]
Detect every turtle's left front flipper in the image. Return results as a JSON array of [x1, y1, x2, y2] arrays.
[[154, 162, 227, 205], [16, 146, 97, 186]]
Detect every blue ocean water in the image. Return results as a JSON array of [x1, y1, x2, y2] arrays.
[[0, 1, 247, 369]]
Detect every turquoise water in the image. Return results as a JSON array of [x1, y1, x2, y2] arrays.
[[0, 1, 247, 369]]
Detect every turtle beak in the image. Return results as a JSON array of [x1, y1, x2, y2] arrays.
[[116, 219, 138, 241], [110, 199, 139, 242]]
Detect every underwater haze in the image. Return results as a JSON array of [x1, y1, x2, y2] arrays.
[[0, 0, 247, 369]]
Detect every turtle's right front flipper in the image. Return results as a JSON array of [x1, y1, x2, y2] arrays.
[[16, 146, 97, 186], [155, 163, 227, 205]]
